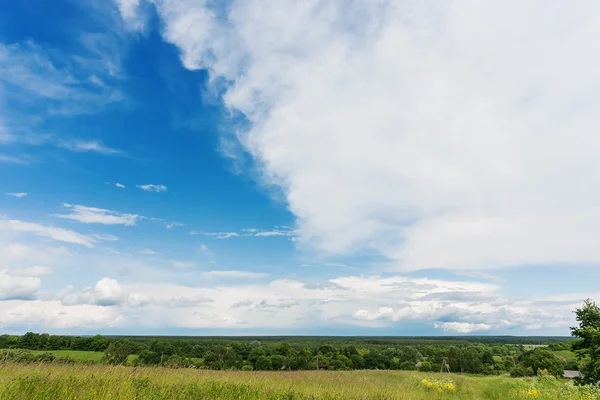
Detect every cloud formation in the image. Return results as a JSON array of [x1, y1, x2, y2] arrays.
[[0, 219, 96, 247], [57, 203, 140, 226], [0, 273, 585, 332], [0, 270, 41, 300], [119, 0, 600, 272], [137, 184, 167, 192], [6, 192, 27, 198]]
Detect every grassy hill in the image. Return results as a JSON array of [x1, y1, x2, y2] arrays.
[[0, 362, 598, 400]]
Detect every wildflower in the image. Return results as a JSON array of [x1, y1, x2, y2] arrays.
[[421, 379, 432, 388], [444, 383, 456, 392], [526, 389, 540, 398]]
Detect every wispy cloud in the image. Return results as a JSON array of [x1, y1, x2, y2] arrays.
[[140, 248, 158, 255], [202, 270, 270, 279], [6, 192, 28, 198], [166, 221, 184, 229], [206, 232, 239, 240], [1, 134, 122, 157], [57, 140, 120, 155], [172, 261, 195, 269], [200, 227, 296, 239], [9, 266, 53, 277], [90, 233, 119, 241], [0, 219, 96, 247], [0, 154, 30, 165], [56, 203, 140, 226], [137, 184, 167, 192], [105, 182, 126, 188]]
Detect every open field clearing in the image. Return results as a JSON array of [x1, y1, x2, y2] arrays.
[[1, 349, 138, 364], [1, 363, 599, 400]]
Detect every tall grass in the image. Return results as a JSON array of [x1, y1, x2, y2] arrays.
[[0, 363, 599, 399]]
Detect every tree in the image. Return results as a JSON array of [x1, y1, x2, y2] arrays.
[[571, 299, 600, 385], [520, 348, 563, 378], [102, 339, 134, 365]]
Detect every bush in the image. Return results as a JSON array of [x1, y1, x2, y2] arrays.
[[510, 364, 535, 377], [33, 352, 55, 362]]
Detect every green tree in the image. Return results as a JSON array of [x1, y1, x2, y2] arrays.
[[520, 348, 563, 377], [571, 299, 600, 385], [102, 339, 134, 365]]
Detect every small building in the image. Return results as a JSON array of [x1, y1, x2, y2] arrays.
[[563, 370, 582, 380]]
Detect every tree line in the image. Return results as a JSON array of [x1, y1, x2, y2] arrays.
[[0, 332, 575, 376]]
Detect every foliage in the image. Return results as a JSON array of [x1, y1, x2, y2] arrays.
[[519, 348, 564, 378], [102, 339, 135, 365], [572, 299, 600, 385], [0, 332, 574, 374]]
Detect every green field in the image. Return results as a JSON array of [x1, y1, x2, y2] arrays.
[[5, 349, 137, 364], [554, 350, 577, 361], [1, 362, 599, 400]]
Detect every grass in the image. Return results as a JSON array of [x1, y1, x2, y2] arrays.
[[1, 363, 600, 400], [554, 350, 577, 361], [5, 349, 137, 364]]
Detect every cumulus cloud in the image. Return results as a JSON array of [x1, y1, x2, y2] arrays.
[[6, 192, 27, 198], [61, 278, 123, 306], [0, 219, 96, 247], [436, 322, 493, 334], [0, 300, 122, 328], [0, 269, 41, 300], [124, 0, 600, 272], [137, 184, 167, 192], [0, 272, 585, 332], [56, 203, 140, 226]]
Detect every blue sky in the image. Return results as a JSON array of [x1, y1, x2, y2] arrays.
[[1, 0, 599, 336]]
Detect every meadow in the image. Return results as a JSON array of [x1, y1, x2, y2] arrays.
[[1, 362, 599, 400]]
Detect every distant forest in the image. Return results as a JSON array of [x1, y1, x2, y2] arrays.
[[0, 333, 576, 376]]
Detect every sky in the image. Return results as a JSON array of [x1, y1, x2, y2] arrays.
[[1, 0, 600, 336]]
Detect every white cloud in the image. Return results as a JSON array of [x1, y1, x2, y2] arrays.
[[206, 232, 239, 239], [90, 233, 119, 241], [137, 184, 167, 192], [0, 300, 122, 328], [9, 266, 53, 277], [61, 278, 123, 306], [0, 154, 30, 165], [57, 203, 140, 226], [142, 0, 600, 272], [254, 229, 295, 237], [115, 0, 146, 31], [171, 261, 194, 269], [58, 140, 120, 155], [0, 219, 96, 247], [437, 322, 494, 334], [0, 40, 124, 116], [0, 272, 584, 332], [140, 248, 158, 255], [202, 270, 270, 279], [0, 270, 41, 300], [6, 192, 27, 198], [115, 183, 126, 188], [166, 221, 184, 229]]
